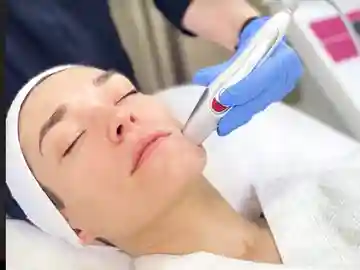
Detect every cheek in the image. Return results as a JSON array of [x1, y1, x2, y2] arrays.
[[58, 148, 132, 222], [62, 166, 136, 237], [69, 144, 130, 183], [134, 97, 179, 126], [64, 166, 165, 239]]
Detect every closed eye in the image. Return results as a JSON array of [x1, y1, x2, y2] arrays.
[[115, 89, 138, 105], [62, 89, 138, 159], [62, 130, 86, 158]]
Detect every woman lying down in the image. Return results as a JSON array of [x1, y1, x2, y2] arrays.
[[6, 65, 360, 269]]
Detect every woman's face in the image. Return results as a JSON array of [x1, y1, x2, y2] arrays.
[[19, 66, 206, 246]]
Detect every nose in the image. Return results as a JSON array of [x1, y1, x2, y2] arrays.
[[107, 113, 138, 143]]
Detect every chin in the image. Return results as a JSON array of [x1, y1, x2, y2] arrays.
[[137, 134, 206, 176], [136, 145, 206, 196], [163, 144, 206, 179], [127, 151, 206, 229], [141, 154, 205, 182]]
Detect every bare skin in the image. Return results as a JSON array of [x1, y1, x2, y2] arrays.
[[18, 66, 281, 263]]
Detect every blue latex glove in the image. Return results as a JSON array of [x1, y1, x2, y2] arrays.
[[192, 17, 304, 136]]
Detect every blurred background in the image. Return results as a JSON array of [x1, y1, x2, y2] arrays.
[[108, 0, 267, 93], [108, 0, 353, 136]]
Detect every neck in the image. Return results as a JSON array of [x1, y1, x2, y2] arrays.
[[114, 176, 280, 263]]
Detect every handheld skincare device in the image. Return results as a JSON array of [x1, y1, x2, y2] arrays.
[[182, 6, 297, 145]]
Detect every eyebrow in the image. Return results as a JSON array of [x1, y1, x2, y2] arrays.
[[38, 70, 116, 154], [39, 104, 67, 154], [93, 69, 116, 86]]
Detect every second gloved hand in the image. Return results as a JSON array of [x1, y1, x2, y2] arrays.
[[192, 17, 304, 136]]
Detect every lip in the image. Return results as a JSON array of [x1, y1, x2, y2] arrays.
[[131, 131, 171, 174]]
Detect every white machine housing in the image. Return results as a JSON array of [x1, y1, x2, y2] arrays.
[[268, 0, 360, 141]]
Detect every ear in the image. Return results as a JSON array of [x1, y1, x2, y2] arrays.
[[76, 230, 96, 245], [59, 208, 96, 245]]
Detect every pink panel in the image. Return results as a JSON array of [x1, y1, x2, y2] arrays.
[[324, 36, 358, 62], [309, 10, 359, 63], [310, 17, 346, 39], [348, 10, 360, 21]]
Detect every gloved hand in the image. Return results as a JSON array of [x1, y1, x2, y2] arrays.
[[192, 17, 304, 136]]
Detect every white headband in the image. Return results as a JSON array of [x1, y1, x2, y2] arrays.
[[6, 65, 82, 246]]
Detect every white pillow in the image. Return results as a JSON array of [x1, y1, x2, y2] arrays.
[[6, 219, 131, 270], [7, 85, 360, 270]]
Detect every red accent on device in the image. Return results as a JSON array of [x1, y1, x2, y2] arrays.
[[211, 98, 228, 113], [310, 9, 359, 63]]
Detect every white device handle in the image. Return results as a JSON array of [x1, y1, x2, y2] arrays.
[[183, 9, 293, 145]]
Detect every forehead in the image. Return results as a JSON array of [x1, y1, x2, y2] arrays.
[[21, 67, 100, 121]]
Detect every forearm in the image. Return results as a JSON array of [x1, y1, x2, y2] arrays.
[[182, 0, 259, 51]]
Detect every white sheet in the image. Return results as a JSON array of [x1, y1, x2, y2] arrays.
[[134, 157, 360, 270], [134, 86, 360, 269]]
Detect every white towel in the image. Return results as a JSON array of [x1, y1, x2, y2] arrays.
[[255, 151, 360, 269], [134, 151, 360, 270]]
